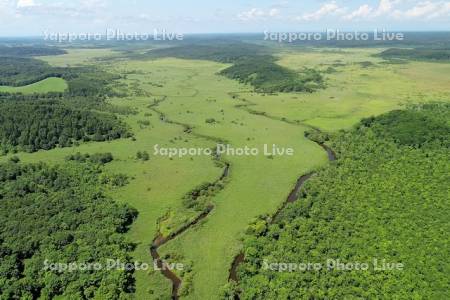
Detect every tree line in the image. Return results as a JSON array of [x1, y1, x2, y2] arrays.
[[220, 56, 324, 93], [230, 103, 450, 299], [0, 56, 122, 96], [379, 48, 450, 61], [0, 45, 66, 57], [145, 43, 325, 93], [0, 101, 130, 153]]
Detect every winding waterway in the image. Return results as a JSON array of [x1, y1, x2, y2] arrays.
[[149, 91, 336, 299], [228, 137, 336, 299]]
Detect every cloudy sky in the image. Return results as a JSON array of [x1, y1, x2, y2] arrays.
[[1, 0, 449, 36]]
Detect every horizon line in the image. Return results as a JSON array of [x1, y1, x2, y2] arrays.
[[1, 30, 450, 39]]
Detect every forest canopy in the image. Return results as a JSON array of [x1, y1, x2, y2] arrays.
[[146, 43, 268, 63], [360, 105, 450, 147], [0, 56, 122, 96], [0, 101, 130, 153], [0, 45, 66, 57], [0, 48, 131, 155], [234, 103, 450, 299], [0, 161, 138, 299], [220, 56, 324, 93], [0, 57, 64, 87], [379, 48, 450, 61], [146, 44, 324, 93]]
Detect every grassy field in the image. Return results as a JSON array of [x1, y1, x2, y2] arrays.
[[246, 48, 450, 131], [1, 72, 224, 299], [0, 77, 68, 94], [3, 47, 450, 299], [38, 48, 120, 67], [125, 58, 327, 299]]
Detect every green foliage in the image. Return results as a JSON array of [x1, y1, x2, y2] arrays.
[[0, 161, 137, 299], [66, 152, 114, 165], [0, 91, 64, 101], [0, 45, 66, 57], [324, 66, 338, 73], [0, 77, 68, 94], [220, 56, 324, 93], [8, 155, 20, 163], [358, 61, 375, 68], [108, 173, 130, 187], [304, 129, 330, 144], [137, 119, 151, 126], [0, 57, 64, 87], [63, 67, 122, 97], [0, 101, 130, 153], [237, 105, 450, 299], [245, 216, 269, 236], [136, 151, 150, 161], [379, 48, 450, 61], [221, 281, 240, 300], [360, 103, 450, 147], [0, 56, 121, 96], [0, 57, 134, 152], [146, 43, 267, 63], [182, 180, 225, 211], [145, 43, 324, 93]]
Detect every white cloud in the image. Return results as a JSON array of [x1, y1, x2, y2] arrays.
[[405, 1, 439, 17], [14, 0, 108, 19], [342, 0, 402, 20], [297, 1, 346, 21], [343, 4, 373, 20], [269, 8, 281, 17], [17, 0, 36, 8], [78, 0, 106, 10], [342, 0, 449, 21], [237, 7, 280, 21], [395, 1, 450, 19], [374, 0, 396, 16]]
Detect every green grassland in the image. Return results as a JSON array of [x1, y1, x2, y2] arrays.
[[2, 92, 224, 299], [39, 48, 120, 67], [0, 77, 68, 94], [2, 47, 450, 299], [243, 48, 450, 131], [133, 58, 328, 299]]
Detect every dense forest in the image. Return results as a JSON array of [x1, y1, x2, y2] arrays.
[[379, 48, 450, 61], [63, 66, 123, 97], [0, 57, 64, 87], [0, 56, 122, 96], [231, 104, 450, 299], [146, 44, 324, 93], [0, 46, 140, 299], [360, 107, 450, 147], [220, 56, 324, 93], [0, 160, 138, 299], [0, 101, 130, 153], [0, 45, 66, 57], [146, 43, 267, 63], [0, 47, 132, 154]]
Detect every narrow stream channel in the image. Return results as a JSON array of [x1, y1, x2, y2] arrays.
[[150, 163, 230, 300], [228, 137, 336, 299], [149, 92, 336, 299]]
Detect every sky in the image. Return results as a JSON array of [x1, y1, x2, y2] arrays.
[[0, 0, 449, 36]]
